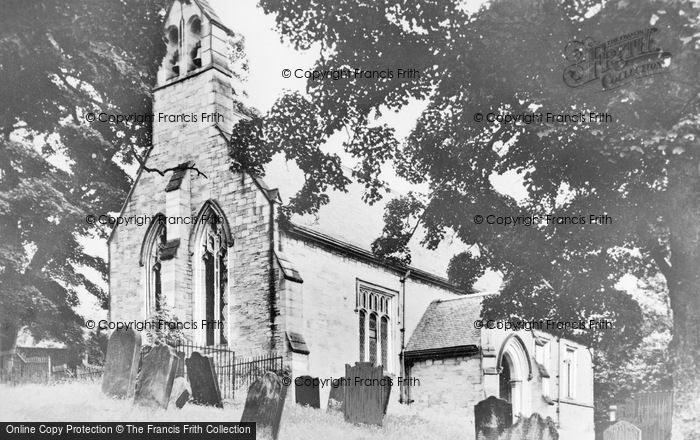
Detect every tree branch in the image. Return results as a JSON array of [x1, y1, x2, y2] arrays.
[[129, 145, 208, 179]]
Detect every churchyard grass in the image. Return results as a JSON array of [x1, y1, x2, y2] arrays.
[[0, 381, 469, 440]]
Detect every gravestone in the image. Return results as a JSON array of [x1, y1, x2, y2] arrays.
[[327, 378, 344, 412], [101, 328, 141, 398], [134, 344, 179, 409], [474, 396, 512, 440], [295, 375, 320, 408], [603, 421, 641, 440], [382, 375, 392, 415], [175, 351, 186, 378], [343, 362, 391, 426], [241, 372, 288, 440], [497, 413, 558, 440], [186, 352, 223, 408], [169, 376, 191, 409]]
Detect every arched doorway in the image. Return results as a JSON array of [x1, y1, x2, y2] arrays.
[[497, 335, 532, 419]]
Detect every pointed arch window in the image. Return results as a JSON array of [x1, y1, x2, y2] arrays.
[[141, 215, 167, 317], [193, 202, 232, 346]]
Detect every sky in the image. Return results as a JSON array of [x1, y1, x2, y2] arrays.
[[29, 0, 649, 346], [64, 0, 502, 327]]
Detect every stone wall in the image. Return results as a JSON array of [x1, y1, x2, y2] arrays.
[[278, 231, 460, 407], [407, 355, 483, 423], [109, 65, 276, 355]]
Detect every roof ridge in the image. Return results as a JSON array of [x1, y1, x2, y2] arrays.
[[433, 291, 498, 304]]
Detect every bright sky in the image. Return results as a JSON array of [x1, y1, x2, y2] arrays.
[[68, 0, 504, 327], [38, 0, 648, 345]]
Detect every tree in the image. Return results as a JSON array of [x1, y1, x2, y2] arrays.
[[235, 0, 699, 436], [0, 0, 167, 369]]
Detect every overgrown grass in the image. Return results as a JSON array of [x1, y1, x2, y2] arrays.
[[0, 381, 470, 440]]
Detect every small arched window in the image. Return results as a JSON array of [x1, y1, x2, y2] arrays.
[[141, 215, 166, 317], [165, 25, 180, 79], [186, 16, 202, 72]]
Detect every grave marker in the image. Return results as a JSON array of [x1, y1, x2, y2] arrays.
[[474, 396, 512, 440], [186, 352, 223, 408], [101, 328, 141, 398], [603, 421, 642, 440], [169, 376, 190, 409], [497, 413, 558, 440], [134, 344, 179, 409], [343, 362, 391, 426], [295, 375, 320, 408], [241, 372, 287, 440]]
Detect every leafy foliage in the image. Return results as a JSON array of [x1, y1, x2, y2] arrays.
[[245, 0, 700, 434], [0, 0, 167, 356], [143, 301, 186, 348]]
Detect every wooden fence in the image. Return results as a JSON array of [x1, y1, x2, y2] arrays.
[[0, 353, 51, 384], [615, 391, 673, 440]]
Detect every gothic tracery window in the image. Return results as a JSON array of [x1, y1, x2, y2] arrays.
[[142, 215, 166, 317], [356, 281, 395, 371], [195, 205, 230, 346]]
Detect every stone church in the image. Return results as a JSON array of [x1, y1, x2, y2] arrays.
[[107, 1, 594, 437]]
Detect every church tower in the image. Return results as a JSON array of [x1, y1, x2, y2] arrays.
[[109, 0, 282, 354]]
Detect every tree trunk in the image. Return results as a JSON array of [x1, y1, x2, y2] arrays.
[[0, 323, 19, 376], [668, 278, 700, 440], [667, 173, 700, 439], [670, 298, 700, 440]]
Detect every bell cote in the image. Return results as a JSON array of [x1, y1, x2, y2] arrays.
[[157, 0, 234, 86]]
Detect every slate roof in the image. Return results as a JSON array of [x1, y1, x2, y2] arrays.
[[405, 296, 484, 354], [263, 156, 470, 279]]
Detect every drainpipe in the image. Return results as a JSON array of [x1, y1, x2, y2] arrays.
[[399, 269, 411, 404], [557, 337, 562, 428], [268, 194, 277, 351]]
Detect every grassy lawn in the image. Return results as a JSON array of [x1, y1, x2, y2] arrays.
[[0, 381, 470, 440]]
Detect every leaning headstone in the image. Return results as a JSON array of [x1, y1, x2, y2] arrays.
[[186, 352, 223, 408], [474, 396, 512, 440], [241, 372, 288, 440], [327, 378, 344, 412], [603, 421, 641, 440], [381, 375, 392, 415], [498, 413, 558, 440], [343, 362, 390, 426], [134, 344, 179, 409], [101, 328, 141, 398], [295, 375, 320, 408], [169, 376, 191, 409]]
